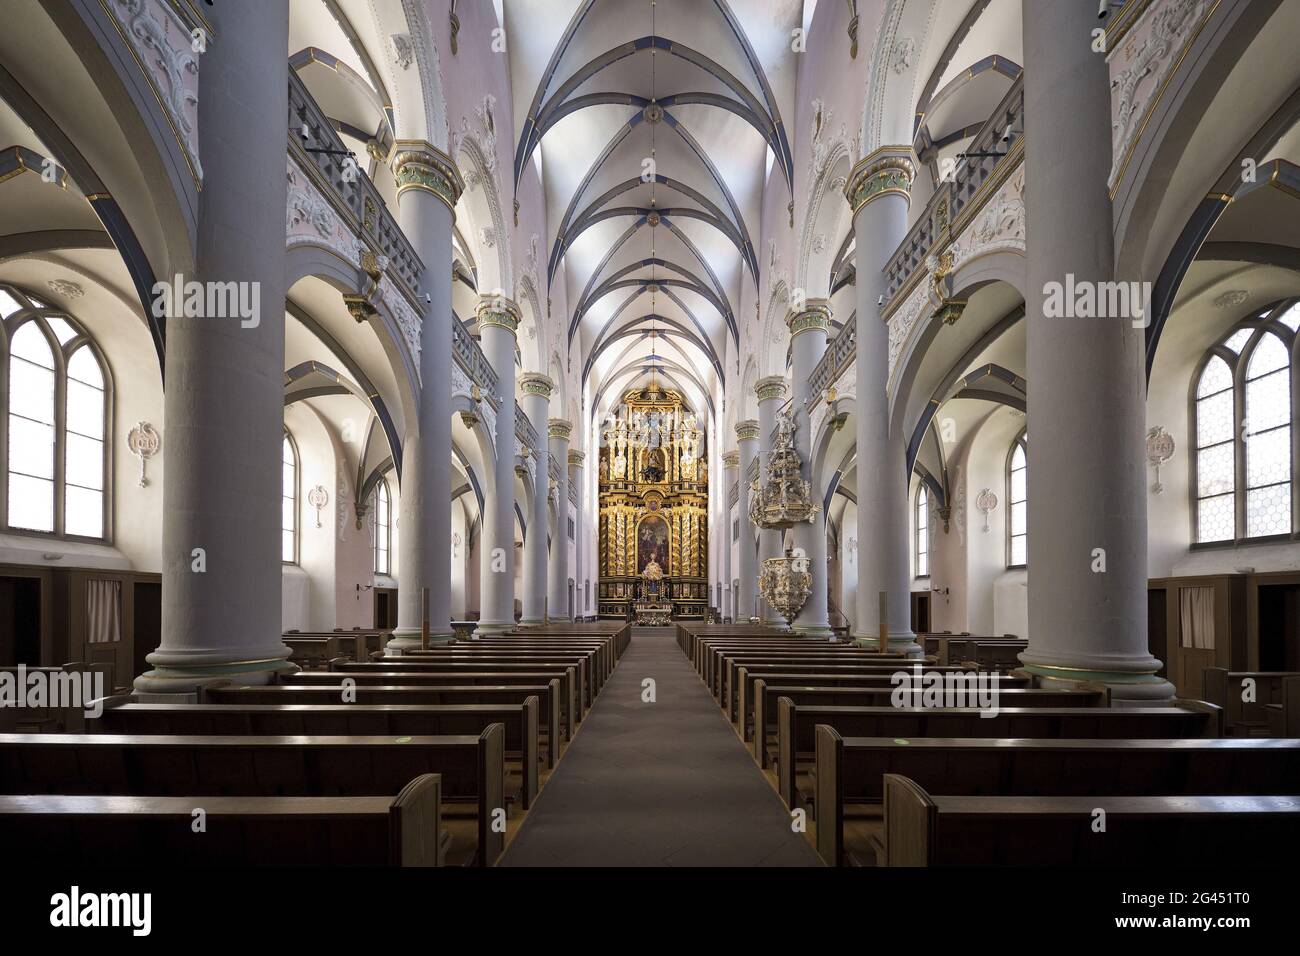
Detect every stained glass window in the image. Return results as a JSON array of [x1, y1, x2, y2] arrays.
[[282, 433, 298, 563], [1245, 333, 1291, 537], [915, 484, 929, 578], [374, 479, 391, 574], [3, 285, 109, 539], [1008, 435, 1027, 567], [1194, 302, 1299, 544], [1195, 354, 1235, 542]]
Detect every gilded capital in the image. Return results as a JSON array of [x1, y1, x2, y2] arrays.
[[786, 299, 832, 337], [755, 375, 788, 404], [735, 420, 761, 442], [518, 372, 554, 399], [392, 140, 464, 211], [476, 295, 521, 337], [721, 450, 741, 469], [568, 449, 586, 468], [844, 146, 915, 215], [548, 418, 573, 441]]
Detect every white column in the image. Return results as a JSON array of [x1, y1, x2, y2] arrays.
[[387, 143, 463, 651], [475, 297, 520, 635], [1020, 0, 1171, 700], [518, 373, 553, 626], [754, 377, 787, 625], [548, 419, 573, 621], [733, 424, 759, 620], [786, 303, 834, 639], [139, 0, 292, 692], [722, 449, 739, 621], [844, 147, 922, 655], [568, 450, 585, 620]]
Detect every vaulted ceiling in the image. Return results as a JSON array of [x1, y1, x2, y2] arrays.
[[506, 0, 802, 415]]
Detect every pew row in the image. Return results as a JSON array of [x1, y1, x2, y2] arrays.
[[775, 698, 1223, 806], [750, 682, 1106, 764], [1203, 667, 1300, 736], [813, 728, 1300, 865], [880, 773, 1300, 866], [204, 682, 562, 768], [0, 774, 445, 866], [0, 729, 507, 865], [89, 698, 540, 810]]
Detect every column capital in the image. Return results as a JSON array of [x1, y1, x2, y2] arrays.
[[754, 375, 788, 404], [392, 140, 465, 211], [476, 295, 521, 337], [785, 299, 832, 337], [844, 146, 915, 216], [518, 372, 554, 399], [547, 418, 573, 441], [567, 449, 586, 468], [721, 450, 740, 469], [734, 419, 761, 442]]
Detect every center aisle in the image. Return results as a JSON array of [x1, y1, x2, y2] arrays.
[[499, 626, 823, 866]]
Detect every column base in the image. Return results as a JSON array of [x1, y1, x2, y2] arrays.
[[1018, 663, 1177, 704], [474, 620, 516, 636], [851, 631, 923, 657], [386, 629, 455, 654], [133, 655, 298, 695], [517, 617, 546, 628], [792, 623, 837, 640]]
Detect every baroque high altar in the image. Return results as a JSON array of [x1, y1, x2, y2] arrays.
[[597, 384, 708, 621]]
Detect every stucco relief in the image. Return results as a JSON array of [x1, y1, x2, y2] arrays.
[[886, 278, 930, 380], [108, 0, 202, 181], [951, 164, 1026, 269], [1107, 0, 1211, 190]]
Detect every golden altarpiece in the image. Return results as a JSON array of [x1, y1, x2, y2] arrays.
[[597, 385, 708, 621]]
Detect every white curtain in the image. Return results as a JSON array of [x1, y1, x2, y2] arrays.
[[86, 579, 121, 644], [1178, 586, 1215, 650]]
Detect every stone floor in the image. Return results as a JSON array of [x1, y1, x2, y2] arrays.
[[499, 626, 823, 867]]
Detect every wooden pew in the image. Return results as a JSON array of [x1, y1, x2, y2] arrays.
[[724, 661, 954, 722], [282, 634, 343, 669], [0, 663, 114, 733], [460, 638, 615, 684], [333, 661, 581, 726], [0, 729, 506, 865], [924, 634, 1023, 666], [0, 774, 445, 866], [706, 649, 907, 701], [1203, 667, 1300, 736], [695, 639, 888, 688], [814, 728, 1300, 865], [284, 669, 580, 739], [947, 640, 1028, 671], [734, 668, 1031, 735], [775, 698, 1223, 806], [880, 773, 1300, 866], [751, 682, 1105, 764], [91, 698, 540, 810], [1264, 677, 1300, 737], [382, 651, 598, 704], [205, 682, 563, 768]]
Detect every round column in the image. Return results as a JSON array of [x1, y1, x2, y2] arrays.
[[140, 0, 293, 692], [548, 420, 573, 621], [388, 142, 463, 651], [721, 449, 740, 621], [518, 373, 553, 626], [754, 376, 788, 625], [475, 297, 520, 635], [786, 303, 834, 639], [733, 424, 759, 621], [568, 450, 585, 621], [844, 147, 922, 655], [1020, 0, 1171, 700]]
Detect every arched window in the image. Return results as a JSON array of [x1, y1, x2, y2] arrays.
[[282, 431, 298, 563], [1193, 300, 1299, 544], [373, 478, 391, 574], [1007, 432, 1027, 567], [2, 284, 110, 539], [914, 483, 930, 578]]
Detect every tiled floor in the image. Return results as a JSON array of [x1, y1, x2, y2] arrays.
[[499, 627, 823, 866]]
